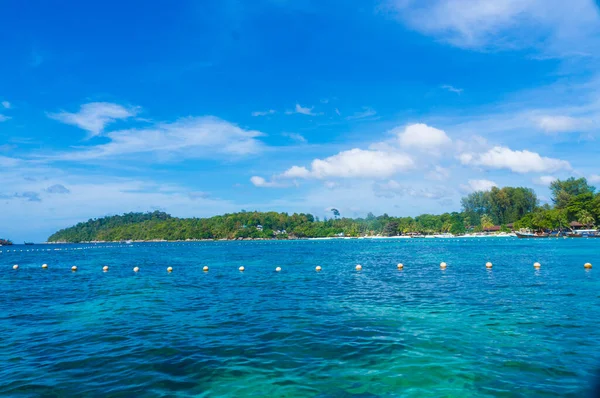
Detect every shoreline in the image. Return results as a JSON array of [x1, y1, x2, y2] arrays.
[[43, 233, 518, 244]]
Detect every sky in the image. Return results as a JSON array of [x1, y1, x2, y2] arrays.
[[1, 0, 600, 242]]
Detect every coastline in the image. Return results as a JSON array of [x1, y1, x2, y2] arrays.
[[44, 232, 518, 244]]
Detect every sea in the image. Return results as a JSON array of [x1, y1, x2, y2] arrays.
[[1, 238, 599, 397]]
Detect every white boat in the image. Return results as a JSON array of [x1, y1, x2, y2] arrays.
[[432, 233, 455, 238]]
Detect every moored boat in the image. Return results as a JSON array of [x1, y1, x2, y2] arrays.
[[515, 232, 549, 239]]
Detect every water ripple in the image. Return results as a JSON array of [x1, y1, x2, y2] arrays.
[[1, 239, 599, 396]]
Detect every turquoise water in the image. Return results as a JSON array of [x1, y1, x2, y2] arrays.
[[1, 239, 599, 397]]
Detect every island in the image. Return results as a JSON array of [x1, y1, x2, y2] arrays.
[[47, 177, 599, 243]]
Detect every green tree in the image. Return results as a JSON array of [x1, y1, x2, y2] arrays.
[[45, 179, 597, 242], [462, 187, 537, 225], [566, 192, 595, 220], [383, 221, 399, 236], [441, 221, 452, 233], [480, 214, 494, 230], [450, 220, 465, 235], [578, 210, 595, 228], [550, 177, 595, 209]]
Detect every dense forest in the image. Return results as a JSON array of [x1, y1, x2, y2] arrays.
[[514, 177, 599, 230], [47, 178, 600, 242]]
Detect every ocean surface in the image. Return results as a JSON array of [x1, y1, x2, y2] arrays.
[[1, 238, 599, 397]]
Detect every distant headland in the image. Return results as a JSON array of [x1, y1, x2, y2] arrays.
[[46, 177, 599, 243]]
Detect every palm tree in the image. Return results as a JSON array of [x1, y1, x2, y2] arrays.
[[480, 214, 494, 230], [578, 210, 595, 228], [442, 221, 452, 233]]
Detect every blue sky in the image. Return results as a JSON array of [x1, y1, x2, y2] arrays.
[[1, 0, 600, 241]]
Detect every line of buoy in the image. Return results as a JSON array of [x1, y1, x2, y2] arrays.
[[4, 262, 596, 272]]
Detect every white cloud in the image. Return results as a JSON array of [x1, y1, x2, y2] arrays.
[[250, 176, 285, 188], [45, 184, 70, 194], [589, 174, 600, 183], [188, 191, 211, 200], [335, 108, 341, 116], [374, 180, 452, 199], [251, 109, 276, 117], [534, 115, 593, 133], [280, 148, 414, 179], [281, 165, 311, 179], [389, 0, 600, 54], [533, 175, 558, 185], [460, 146, 571, 173], [426, 165, 450, 181], [48, 102, 139, 137], [346, 107, 377, 120], [0, 115, 10, 122], [286, 103, 319, 116], [49, 116, 265, 161], [0, 156, 21, 167], [461, 179, 497, 192], [441, 85, 463, 94], [282, 132, 307, 143], [394, 123, 452, 152], [1, 101, 10, 109]]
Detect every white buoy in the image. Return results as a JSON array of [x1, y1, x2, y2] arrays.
[[133, 267, 139, 272], [71, 266, 77, 271], [584, 262, 592, 269], [42, 264, 48, 269], [397, 263, 404, 269], [316, 266, 322, 272], [103, 265, 109, 272], [275, 267, 282, 272], [534, 262, 541, 269], [440, 262, 447, 269], [167, 267, 173, 272], [12, 264, 18, 270], [355, 264, 362, 271], [239, 266, 245, 272], [203, 266, 209, 272], [486, 262, 493, 269]]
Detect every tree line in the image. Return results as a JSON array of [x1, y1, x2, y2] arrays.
[[514, 177, 599, 230], [46, 178, 600, 242]]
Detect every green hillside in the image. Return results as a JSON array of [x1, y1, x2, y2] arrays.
[[46, 178, 600, 242]]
